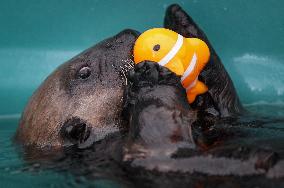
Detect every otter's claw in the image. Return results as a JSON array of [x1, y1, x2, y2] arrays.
[[128, 61, 181, 88]]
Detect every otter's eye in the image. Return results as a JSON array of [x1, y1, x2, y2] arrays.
[[78, 66, 91, 79], [153, 44, 160, 51]]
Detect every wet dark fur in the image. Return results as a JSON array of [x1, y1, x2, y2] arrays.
[[121, 59, 283, 176]]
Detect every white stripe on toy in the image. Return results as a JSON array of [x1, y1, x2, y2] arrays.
[[158, 34, 183, 66], [181, 53, 197, 82], [186, 77, 198, 91]]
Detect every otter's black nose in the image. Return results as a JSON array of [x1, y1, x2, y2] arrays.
[[60, 117, 95, 149]]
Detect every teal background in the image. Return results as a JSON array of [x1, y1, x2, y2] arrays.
[[0, 0, 284, 116], [0, 1, 284, 188]]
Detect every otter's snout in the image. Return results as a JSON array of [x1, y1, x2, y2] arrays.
[[60, 117, 95, 149]]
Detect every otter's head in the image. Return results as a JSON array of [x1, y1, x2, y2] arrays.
[[15, 29, 139, 149]]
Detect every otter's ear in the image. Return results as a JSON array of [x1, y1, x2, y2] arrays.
[[164, 4, 211, 49]]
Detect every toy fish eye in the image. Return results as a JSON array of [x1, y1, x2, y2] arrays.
[[78, 66, 91, 79], [153, 44, 160, 51]]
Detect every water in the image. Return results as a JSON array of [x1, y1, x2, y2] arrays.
[[1, 107, 283, 187], [0, 118, 72, 188], [0, 0, 284, 115], [0, 118, 124, 187], [0, 0, 284, 187]]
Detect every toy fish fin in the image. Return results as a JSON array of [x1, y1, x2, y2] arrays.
[[186, 80, 208, 103]]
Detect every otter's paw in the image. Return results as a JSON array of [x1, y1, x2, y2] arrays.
[[128, 61, 180, 88]]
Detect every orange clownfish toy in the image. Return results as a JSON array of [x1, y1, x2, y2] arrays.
[[133, 28, 210, 103]]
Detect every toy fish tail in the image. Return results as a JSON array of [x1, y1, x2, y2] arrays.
[[186, 80, 208, 103]]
